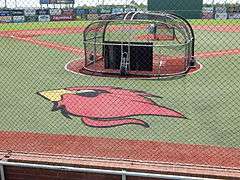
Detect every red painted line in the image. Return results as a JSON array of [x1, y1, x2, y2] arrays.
[[1, 25, 239, 38], [192, 25, 240, 33], [196, 49, 240, 58], [0, 27, 85, 37], [0, 25, 139, 38], [2, 27, 239, 59], [0, 131, 239, 169], [12, 36, 84, 55], [11, 35, 240, 59]]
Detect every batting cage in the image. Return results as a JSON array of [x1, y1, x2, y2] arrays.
[[82, 12, 196, 78]]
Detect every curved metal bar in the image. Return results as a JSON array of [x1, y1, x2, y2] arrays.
[[83, 39, 193, 48], [167, 13, 195, 58], [83, 11, 196, 78]]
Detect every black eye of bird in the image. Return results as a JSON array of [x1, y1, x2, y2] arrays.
[[75, 90, 110, 97]]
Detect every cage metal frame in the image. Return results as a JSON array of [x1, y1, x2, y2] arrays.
[[83, 11, 196, 78]]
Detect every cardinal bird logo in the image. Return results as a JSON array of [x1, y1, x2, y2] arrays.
[[37, 86, 184, 128]]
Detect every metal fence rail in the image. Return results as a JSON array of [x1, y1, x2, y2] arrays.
[[0, 161, 218, 180]]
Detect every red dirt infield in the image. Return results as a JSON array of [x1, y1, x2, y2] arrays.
[[0, 24, 238, 38], [1, 26, 240, 60], [192, 25, 240, 32], [0, 131, 240, 178], [9, 35, 240, 62], [135, 34, 175, 41], [66, 58, 203, 78]]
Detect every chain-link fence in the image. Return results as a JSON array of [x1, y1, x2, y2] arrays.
[[0, 0, 240, 178]]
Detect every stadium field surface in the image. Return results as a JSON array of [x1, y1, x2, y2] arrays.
[[0, 19, 239, 171]]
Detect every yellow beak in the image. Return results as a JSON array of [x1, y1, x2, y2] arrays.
[[38, 89, 73, 102]]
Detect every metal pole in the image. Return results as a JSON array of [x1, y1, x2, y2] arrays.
[[0, 161, 218, 180], [122, 170, 126, 180], [4, 0, 7, 8], [0, 165, 5, 180]]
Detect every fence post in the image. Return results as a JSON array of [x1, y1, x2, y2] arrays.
[[122, 170, 127, 180], [0, 165, 5, 180]]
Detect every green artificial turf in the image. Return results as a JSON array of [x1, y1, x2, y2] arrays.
[[0, 34, 240, 148], [195, 30, 240, 52], [0, 20, 87, 31], [0, 19, 240, 148], [0, 19, 239, 31], [189, 19, 240, 26], [36, 33, 84, 49]]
